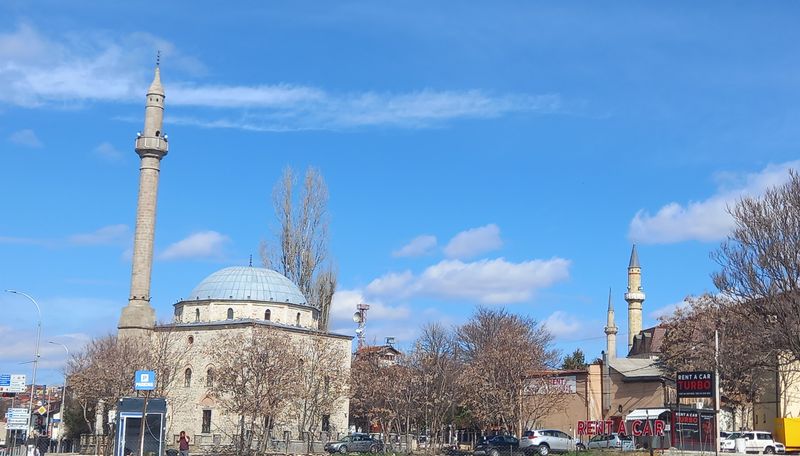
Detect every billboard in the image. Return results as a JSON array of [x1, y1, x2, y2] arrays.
[[676, 371, 714, 398], [527, 375, 577, 394]]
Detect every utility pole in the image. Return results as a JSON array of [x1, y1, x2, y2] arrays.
[[49, 341, 70, 453], [715, 330, 720, 456], [6, 290, 42, 444]]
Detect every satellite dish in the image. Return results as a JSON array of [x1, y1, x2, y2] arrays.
[[353, 311, 362, 323], [355, 328, 363, 334]]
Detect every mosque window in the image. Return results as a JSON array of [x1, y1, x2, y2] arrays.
[[206, 368, 214, 387], [195, 308, 200, 322], [296, 312, 301, 326], [227, 308, 234, 320], [265, 309, 271, 321], [202, 410, 212, 434], [184, 368, 192, 387]]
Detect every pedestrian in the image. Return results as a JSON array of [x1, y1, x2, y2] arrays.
[[35, 435, 48, 456], [178, 431, 190, 456]]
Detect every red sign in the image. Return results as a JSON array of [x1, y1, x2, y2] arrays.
[[576, 420, 665, 437]]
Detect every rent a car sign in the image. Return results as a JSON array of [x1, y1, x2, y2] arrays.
[[676, 371, 714, 398]]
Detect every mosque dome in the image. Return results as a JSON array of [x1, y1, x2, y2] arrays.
[[188, 266, 307, 305]]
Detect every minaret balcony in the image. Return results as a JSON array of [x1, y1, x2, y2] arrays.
[[624, 291, 645, 302], [135, 136, 169, 155]]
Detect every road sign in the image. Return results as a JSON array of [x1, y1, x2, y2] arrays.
[[0, 374, 26, 393], [6, 407, 29, 430], [134, 370, 156, 391]]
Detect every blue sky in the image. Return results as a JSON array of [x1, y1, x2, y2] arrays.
[[1, 1, 800, 385]]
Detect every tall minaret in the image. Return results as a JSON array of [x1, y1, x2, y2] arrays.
[[624, 244, 645, 351], [118, 65, 169, 339], [604, 288, 618, 359]]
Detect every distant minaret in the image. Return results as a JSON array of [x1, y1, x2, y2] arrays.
[[118, 65, 169, 338], [604, 288, 618, 359], [624, 244, 645, 351]]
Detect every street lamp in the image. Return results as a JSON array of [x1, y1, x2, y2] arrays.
[[5, 290, 42, 444], [49, 341, 70, 453]]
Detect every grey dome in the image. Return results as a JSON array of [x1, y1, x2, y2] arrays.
[[188, 266, 307, 305]]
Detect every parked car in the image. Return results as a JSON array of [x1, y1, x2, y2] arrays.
[[474, 435, 525, 456], [520, 430, 584, 455], [586, 433, 634, 451], [735, 431, 785, 454], [324, 434, 384, 454], [721, 432, 744, 452]]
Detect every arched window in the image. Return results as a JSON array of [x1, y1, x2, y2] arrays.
[[184, 368, 192, 387], [296, 312, 301, 326], [195, 308, 200, 322], [206, 368, 214, 387], [227, 308, 234, 320], [265, 309, 271, 321]]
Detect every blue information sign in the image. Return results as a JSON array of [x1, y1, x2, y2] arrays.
[[134, 370, 156, 391]]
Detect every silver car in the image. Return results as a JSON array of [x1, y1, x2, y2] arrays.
[[587, 433, 634, 451], [520, 430, 583, 455], [324, 434, 384, 454]]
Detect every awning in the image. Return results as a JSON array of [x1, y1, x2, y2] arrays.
[[625, 408, 670, 421]]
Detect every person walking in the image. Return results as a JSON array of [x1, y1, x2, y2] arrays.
[[178, 431, 190, 456]]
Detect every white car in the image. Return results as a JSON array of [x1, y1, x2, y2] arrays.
[[520, 430, 583, 455], [721, 431, 785, 454]]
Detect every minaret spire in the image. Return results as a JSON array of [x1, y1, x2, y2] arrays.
[[118, 65, 170, 339], [604, 287, 618, 360], [624, 244, 645, 352]]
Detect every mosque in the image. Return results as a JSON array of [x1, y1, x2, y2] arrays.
[[115, 66, 352, 450]]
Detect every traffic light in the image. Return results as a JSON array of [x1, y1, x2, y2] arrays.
[[35, 414, 46, 432]]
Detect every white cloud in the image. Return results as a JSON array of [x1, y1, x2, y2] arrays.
[[9, 129, 43, 148], [544, 311, 582, 339], [392, 235, 437, 257], [330, 289, 411, 326], [0, 24, 563, 130], [630, 160, 800, 244], [649, 299, 690, 321], [365, 271, 414, 296], [366, 257, 571, 305], [444, 224, 503, 259], [93, 142, 125, 162], [159, 231, 230, 260], [68, 224, 130, 245]]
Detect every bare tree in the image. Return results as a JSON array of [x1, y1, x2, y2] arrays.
[[457, 307, 558, 436], [410, 323, 461, 450], [206, 328, 301, 456], [658, 294, 770, 429], [520, 375, 572, 430], [262, 167, 337, 331], [291, 335, 349, 445], [713, 170, 800, 363]]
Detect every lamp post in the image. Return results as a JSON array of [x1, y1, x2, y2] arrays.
[[49, 341, 70, 453], [5, 290, 42, 444]]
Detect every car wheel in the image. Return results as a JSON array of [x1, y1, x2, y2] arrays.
[[490, 449, 500, 456], [339, 446, 348, 454], [576, 443, 586, 452], [538, 444, 550, 456], [765, 447, 775, 454], [369, 445, 379, 454]]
